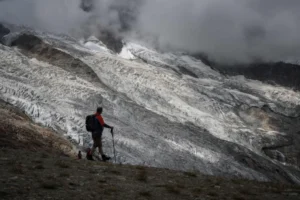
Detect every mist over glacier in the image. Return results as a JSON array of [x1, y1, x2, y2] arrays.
[[1, 0, 300, 63]]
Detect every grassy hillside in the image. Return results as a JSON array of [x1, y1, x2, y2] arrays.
[[0, 101, 299, 200]]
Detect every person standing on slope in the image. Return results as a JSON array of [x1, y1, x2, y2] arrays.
[[90, 107, 114, 161]]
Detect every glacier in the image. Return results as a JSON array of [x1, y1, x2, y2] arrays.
[[0, 24, 300, 184]]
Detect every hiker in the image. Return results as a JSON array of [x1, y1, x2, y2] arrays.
[[90, 107, 114, 161]]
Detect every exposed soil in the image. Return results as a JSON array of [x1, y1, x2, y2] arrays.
[[0, 100, 74, 155]]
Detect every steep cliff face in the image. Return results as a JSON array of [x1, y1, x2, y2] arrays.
[[0, 23, 299, 184]]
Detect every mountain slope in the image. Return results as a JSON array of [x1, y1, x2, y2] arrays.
[[0, 102, 299, 200], [0, 23, 299, 184]]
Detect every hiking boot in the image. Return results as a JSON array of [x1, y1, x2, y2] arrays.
[[86, 149, 94, 161], [102, 155, 111, 161], [86, 153, 94, 161]]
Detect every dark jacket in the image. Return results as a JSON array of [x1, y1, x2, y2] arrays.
[[92, 113, 111, 137]]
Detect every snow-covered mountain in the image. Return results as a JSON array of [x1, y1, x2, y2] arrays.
[[0, 23, 300, 184]]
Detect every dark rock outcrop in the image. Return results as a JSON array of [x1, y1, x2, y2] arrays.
[[191, 53, 300, 91], [80, 0, 94, 12], [97, 30, 123, 53], [237, 104, 300, 168], [218, 62, 300, 91], [177, 65, 199, 78], [0, 23, 10, 44], [10, 34, 101, 84]]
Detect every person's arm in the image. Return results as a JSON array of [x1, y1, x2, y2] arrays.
[[99, 115, 113, 131], [104, 123, 114, 135], [97, 115, 113, 129], [104, 123, 112, 129]]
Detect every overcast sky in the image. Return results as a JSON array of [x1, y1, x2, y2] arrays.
[[1, 0, 300, 63]]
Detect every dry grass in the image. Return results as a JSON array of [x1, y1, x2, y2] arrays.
[[184, 171, 197, 177], [232, 194, 246, 200], [41, 180, 62, 190], [207, 191, 218, 197], [98, 179, 107, 183], [89, 169, 98, 174], [175, 183, 186, 189], [139, 191, 152, 197], [59, 172, 70, 177], [137, 168, 148, 182], [136, 165, 146, 170], [32, 160, 43, 164], [0, 190, 9, 197], [46, 174, 58, 180], [103, 186, 118, 195], [231, 178, 243, 185], [110, 170, 122, 175], [104, 168, 122, 175], [10, 162, 25, 174], [154, 184, 166, 188], [55, 160, 70, 168], [34, 164, 45, 170], [1, 147, 299, 200], [239, 188, 255, 196], [69, 182, 80, 187], [164, 184, 181, 194], [271, 183, 288, 193], [41, 153, 49, 158], [192, 188, 203, 194]]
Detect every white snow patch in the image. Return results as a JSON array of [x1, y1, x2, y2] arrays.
[[84, 41, 109, 53], [119, 45, 136, 60], [163, 139, 220, 163]]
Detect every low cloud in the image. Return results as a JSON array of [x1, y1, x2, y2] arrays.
[[1, 0, 300, 63]]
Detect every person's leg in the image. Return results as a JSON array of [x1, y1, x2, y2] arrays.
[[91, 133, 110, 161], [98, 136, 110, 161], [91, 135, 98, 155], [86, 148, 94, 161], [97, 136, 104, 156], [91, 147, 96, 155]]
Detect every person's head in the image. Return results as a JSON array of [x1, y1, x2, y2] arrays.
[[97, 107, 103, 114]]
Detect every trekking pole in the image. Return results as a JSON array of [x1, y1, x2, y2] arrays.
[[111, 128, 117, 163]]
